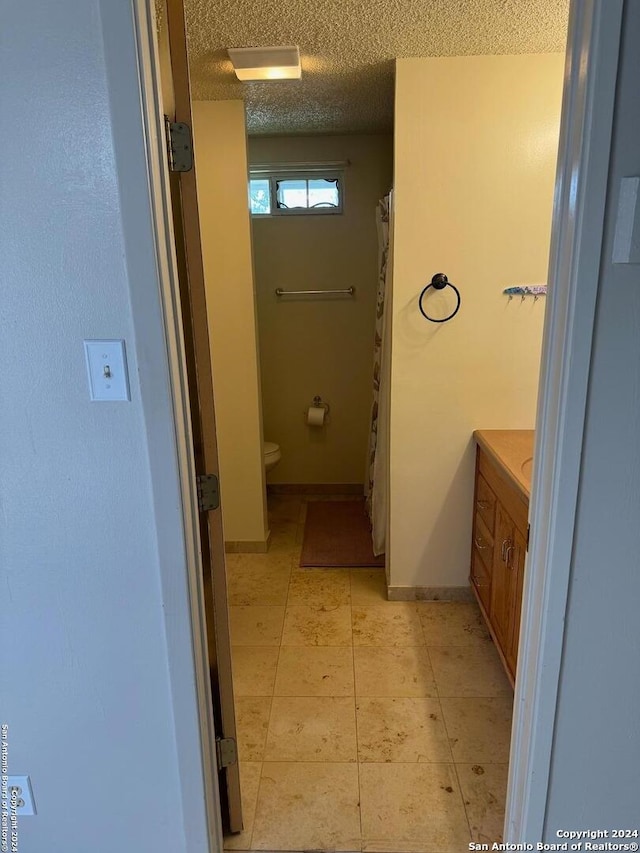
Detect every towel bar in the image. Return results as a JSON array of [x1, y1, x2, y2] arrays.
[[275, 286, 355, 297]]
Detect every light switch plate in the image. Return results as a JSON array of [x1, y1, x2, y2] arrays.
[[84, 339, 131, 401]]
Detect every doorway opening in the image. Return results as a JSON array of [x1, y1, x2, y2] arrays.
[[154, 0, 572, 849]]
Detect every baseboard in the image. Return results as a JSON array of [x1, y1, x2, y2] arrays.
[[387, 585, 474, 602], [267, 483, 364, 495], [225, 531, 271, 554]]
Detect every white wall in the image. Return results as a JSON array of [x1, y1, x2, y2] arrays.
[[192, 100, 268, 548], [390, 55, 564, 590], [0, 2, 208, 850], [544, 0, 640, 829], [249, 135, 393, 485]]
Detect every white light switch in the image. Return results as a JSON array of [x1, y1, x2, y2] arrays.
[[84, 339, 131, 401]]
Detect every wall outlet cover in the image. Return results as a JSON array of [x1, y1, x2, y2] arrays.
[[7, 776, 36, 816]]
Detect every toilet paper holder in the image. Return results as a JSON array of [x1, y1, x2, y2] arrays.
[[304, 395, 331, 425]]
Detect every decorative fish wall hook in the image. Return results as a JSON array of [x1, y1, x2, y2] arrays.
[[503, 284, 547, 301]]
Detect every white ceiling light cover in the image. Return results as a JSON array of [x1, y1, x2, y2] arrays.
[[227, 45, 301, 81]]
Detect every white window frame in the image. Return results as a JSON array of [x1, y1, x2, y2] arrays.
[[249, 168, 344, 217]]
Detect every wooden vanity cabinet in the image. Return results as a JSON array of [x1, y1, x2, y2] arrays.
[[470, 448, 529, 684]]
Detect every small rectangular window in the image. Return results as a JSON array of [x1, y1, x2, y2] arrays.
[[248, 170, 343, 217]]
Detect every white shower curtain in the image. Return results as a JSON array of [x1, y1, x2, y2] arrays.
[[365, 192, 393, 556]]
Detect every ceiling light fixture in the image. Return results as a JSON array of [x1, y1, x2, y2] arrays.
[[227, 46, 302, 82]]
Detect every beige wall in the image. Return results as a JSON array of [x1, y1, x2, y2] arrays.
[[249, 134, 393, 484], [390, 55, 564, 590], [192, 100, 268, 547]]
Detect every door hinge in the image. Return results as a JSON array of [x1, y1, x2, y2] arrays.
[[527, 523, 530, 551], [165, 117, 193, 172], [215, 737, 237, 770], [196, 473, 220, 512]]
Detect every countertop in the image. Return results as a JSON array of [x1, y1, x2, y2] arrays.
[[473, 429, 535, 499]]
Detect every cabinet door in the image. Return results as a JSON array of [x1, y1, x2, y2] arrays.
[[507, 527, 527, 674], [470, 512, 493, 612], [490, 503, 514, 653], [475, 473, 497, 531]]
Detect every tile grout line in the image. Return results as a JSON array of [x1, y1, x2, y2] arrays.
[[421, 612, 474, 846], [251, 643, 282, 846], [349, 570, 365, 851], [246, 503, 298, 850], [416, 609, 441, 703], [245, 664, 277, 846], [298, 497, 356, 851], [451, 760, 474, 844], [418, 601, 474, 845], [422, 608, 474, 843]]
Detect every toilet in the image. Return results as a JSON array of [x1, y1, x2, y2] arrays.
[[263, 441, 282, 473]]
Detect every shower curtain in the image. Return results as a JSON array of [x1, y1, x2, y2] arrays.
[[365, 191, 393, 556]]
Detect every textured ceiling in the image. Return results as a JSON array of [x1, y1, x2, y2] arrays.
[[177, 0, 569, 136]]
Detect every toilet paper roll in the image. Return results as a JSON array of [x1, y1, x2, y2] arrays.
[[307, 406, 326, 427]]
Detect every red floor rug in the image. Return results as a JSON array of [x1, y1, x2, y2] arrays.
[[299, 499, 385, 568]]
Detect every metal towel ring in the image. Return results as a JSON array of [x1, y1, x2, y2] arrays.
[[418, 273, 461, 323]]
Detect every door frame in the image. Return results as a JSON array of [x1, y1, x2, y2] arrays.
[[129, 0, 224, 849], [505, 0, 623, 839], [127, 0, 625, 848]]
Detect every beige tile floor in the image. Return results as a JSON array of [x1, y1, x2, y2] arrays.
[[224, 494, 513, 853]]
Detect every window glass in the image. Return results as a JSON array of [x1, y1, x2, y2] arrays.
[[276, 179, 308, 209], [308, 179, 339, 208], [249, 178, 271, 215]]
